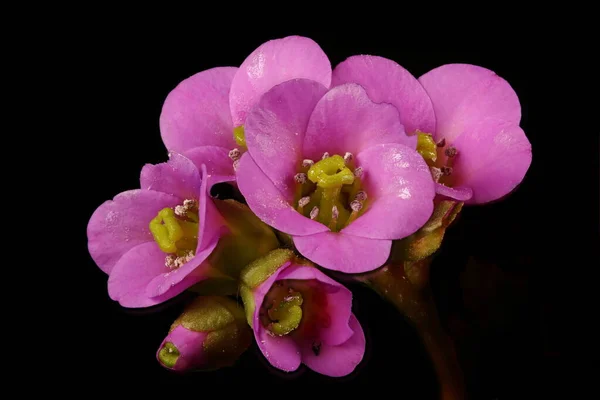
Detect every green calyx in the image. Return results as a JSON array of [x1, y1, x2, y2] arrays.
[[172, 296, 245, 333], [390, 200, 464, 263], [206, 199, 280, 281], [158, 342, 180, 368], [240, 248, 295, 289], [149, 207, 198, 255], [238, 249, 298, 328]]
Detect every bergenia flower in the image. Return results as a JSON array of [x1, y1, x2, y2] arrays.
[[157, 296, 252, 371], [239, 249, 365, 377], [87, 153, 279, 307], [159, 35, 331, 185], [332, 56, 532, 204], [235, 79, 436, 273]]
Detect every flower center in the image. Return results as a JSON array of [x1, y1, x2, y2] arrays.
[[294, 153, 368, 231], [149, 199, 199, 269], [260, 279, 330, 341], [416, 131, 459, 186]]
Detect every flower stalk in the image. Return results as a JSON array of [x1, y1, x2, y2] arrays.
[[362, 261, 465, 400]]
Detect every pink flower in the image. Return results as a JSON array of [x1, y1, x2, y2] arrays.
[[240, 251, 365, 377], [332, 56, 532, 204], [235, 79, 436, 273], [87, 153, 228, 307], [159, 35, 332, 185]]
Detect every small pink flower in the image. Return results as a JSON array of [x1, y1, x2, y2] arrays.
[[235, 79, 436, 273], [159, 35, 332, 185], [247, 259, 365, 377], [332, 56, 532, 204], [87, 153, 227, 307]]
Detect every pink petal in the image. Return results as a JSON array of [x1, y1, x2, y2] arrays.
[[140, 152, 201, 200], [182, 146, 235, 186], [342, 143, 435, 240], [146, 165, 226, 297], [277, 265, 353, 346], [256, 328, 301, 372], [418, 63, 521, 143], [292, 231, 391, 273], [235, 153, 329, 236], [145, 238, 219, 298], [160, 67, 237, 153], [245, 79, 328, 199], [107, 242, 204, 308], [251, 261, 302, 372], [435, 183, 473, 201], [229, 36, 331, 127], [157, 325, 208, 371], [87, 190, 181, 275], [449, 123, 532, 204], [332, 55, 435, 135], [302, 83, 412, 161], [301, 314, 365, 377]]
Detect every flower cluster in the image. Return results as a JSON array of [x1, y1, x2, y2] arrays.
[[87, 36, 531, 379]]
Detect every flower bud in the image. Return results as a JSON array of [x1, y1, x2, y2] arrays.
[[157, 296, 252, 371]]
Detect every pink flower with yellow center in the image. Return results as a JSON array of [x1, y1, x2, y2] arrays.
[[235, 79, 436, 273], [333, 56, 532, 204], [159, 35, 332, 185]]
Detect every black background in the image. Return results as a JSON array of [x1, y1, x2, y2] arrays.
[[70, 28, 597, 397]]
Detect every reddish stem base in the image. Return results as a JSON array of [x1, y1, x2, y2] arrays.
[[364, 263, 465, 400]]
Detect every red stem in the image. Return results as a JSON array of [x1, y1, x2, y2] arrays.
[[364, 263, 466, 400]]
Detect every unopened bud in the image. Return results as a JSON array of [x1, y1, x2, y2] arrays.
[[157, 296, 252, 371]]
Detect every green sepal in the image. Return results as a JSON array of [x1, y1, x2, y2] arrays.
[[391, 200, 463, 262], [171, 296, 244, 333], [240, 248, 295, 289], [207, 199, 280, 280]]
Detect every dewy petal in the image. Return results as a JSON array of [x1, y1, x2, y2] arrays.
[[183, 146, 235, 186], [332, 55, 435, 136], [342, 143, 435, 240], [140, 152, 201, 200], [277, 265, 353, 346], [235, 153, 329, 236], [252, 261, 302, 372], [245, 79, 328, 199], [450, 123, 532, 204], [302, 83, 410, 161], [229, 35, 332, 127], [87, 190, 181, 275], [107, 242, 206, 308], [292, 231, 391, 273], [418, 63, 521, 143], [435, 183, 473, 202], [160, 67, 238, 153], [146, 164, 226, 297], [301, 314, 365, 377]]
